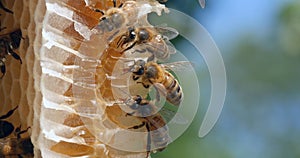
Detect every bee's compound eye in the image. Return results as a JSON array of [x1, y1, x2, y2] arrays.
[[128, 28, 136, 40], [111, 13, 124, 28], [145, 66, 157, 78], [138, 29, 149, 41], [135, 67, 144, 75], [1, 122, 14, 137], [130, 103, 139, 110], [135, 95, 142, 104], [177, 86, 181, 92], [133, 60, 145, 75]]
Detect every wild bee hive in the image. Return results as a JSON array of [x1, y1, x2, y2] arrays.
[[0, 0, 179, 157]]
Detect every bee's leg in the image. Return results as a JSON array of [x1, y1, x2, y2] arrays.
[[15, 125, 30, 139], [124, 41, 137, 51], [128, 121, 146, 129], [0, 60, 6, 79], [115, 0, 123, 8], [135, 48, 146, 54], [147, 54, 155, 62], [133, 75, 140, 81], [143, 84, 150, 89], [94, 8, 104, 15], [132, 48, 148, 58], [118, 3, 123, 8], [0, 0, 13, 14], [145, 123, 151, 157], [8, 48, 22, 64], [17, 127, 30, 138], [113, 0, 117, 7], [116, 35, 127, 48], [125, 111, 135, 116], [137, 82, 150, 88], [0, 105, 18, 120]]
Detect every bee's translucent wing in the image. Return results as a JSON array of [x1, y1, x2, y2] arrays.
[[161, 61, 194, 72], [137, 40, 176, 61], [199, 0, 206, 8], [151, 83, 167, 100], [154, 25, 179, 40], [128, 26, 178, 61], [154, 25, 178, 55], [164, 40, 177, 55], [160, 108, 188, 125]]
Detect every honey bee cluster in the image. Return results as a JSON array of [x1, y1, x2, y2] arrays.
[[1, 0, 187, 157], [39, 0, 185, 157]]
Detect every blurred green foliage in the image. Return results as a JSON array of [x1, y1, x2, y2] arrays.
[[278, 1, 300, 55]]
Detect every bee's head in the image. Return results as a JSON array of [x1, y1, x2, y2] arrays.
[[9, 29, 22, 49], [137, 28, 149, 43], [118, 27, 137, 51], [126, 95, 142, 110], [132, 60, 146, 80], [119, 27, 151, 51], [145, 64, 158, 79]]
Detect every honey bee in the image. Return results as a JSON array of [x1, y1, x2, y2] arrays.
[[94, 0, 169, 35], [0, 0, 13, 15], [100, 27, 152, 74], [94, 0, 138, 34], [124, 95, 170, 157], [0, 106, 33, 157], [0, 137, 34, 157], [101, 25, 177, 73], [97, 25, 177, 100], [117, 26, 178, 62], [104, 87, 188, 156], [96, 26, 151, 100], [95, 7, 126, 34], [0, 106, 19, 139], [129, 60, 184, 106], [0, 106, 29, 139], [0, 29, 23, 78], [91, 1, 174, 101]]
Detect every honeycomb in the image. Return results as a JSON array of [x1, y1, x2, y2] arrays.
[[0, 0, 173, 157]]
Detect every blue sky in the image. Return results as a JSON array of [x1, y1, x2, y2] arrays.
[[196, 0, 294, 50]]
